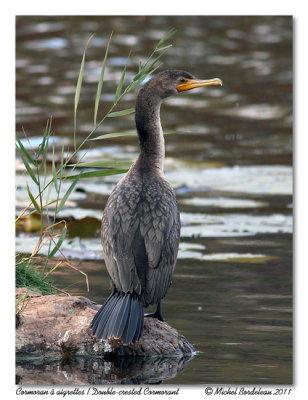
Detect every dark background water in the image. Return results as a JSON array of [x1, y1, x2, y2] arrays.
[[15, 15, 293, 385]]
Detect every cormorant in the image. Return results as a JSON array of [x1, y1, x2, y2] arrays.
[[91, 70, 222, 344]]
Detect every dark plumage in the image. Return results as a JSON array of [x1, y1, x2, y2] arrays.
[[91, 70, 222, 344]]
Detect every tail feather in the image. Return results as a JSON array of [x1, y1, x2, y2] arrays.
[[122, 295, 138, 343], [133, 301, 144, 342], [91, 293, 113, 332], [100, 293, 123, 339], [91, 292, 144, 344], [92, 293, 118, 337], [113, 293, 131, 338]]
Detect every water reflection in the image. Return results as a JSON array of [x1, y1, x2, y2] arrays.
[[16, 354, 194, 385], [15, 15, 292, 384]]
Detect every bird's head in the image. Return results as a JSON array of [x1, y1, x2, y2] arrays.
[[146, 70, 222, 99]]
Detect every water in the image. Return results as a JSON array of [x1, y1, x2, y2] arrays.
[[15, 16, 293, 385]]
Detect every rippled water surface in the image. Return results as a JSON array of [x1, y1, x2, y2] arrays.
[[15, 16, 293, 385]]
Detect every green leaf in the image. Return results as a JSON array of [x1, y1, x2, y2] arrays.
[[90, 131, 136, 140], [48, 226, 67, 259], [37, 134, 46, 158], [19, 152, 39, 185], [62, 169, 128, 180], [156, 28, 176, 49], [131, 30, 175, 84], [26, 183, 42, 214], [52, 143, 59, 193], [39, 122, 51, 174], [59, 144, 65, 180], [132, 51, 166, 84], [127, 74, 146, 92], [127, 63, 162, 93], [45, 180, 53, 214], [107, 108, 135, 118], [15, 135, 37, 167], [56, 173, 81, 213], [94, 32, 112, 127], [74, 33, 94, 150], [91, 129, 179, 141], [75, 34, 94, 112], [37, 118, 52, 157], [114, 63, 127, 104], [132, 67, 146, 83], [144, 50, 168, 75], [155, 44, 173, 52], [68, 160, 132, 168]]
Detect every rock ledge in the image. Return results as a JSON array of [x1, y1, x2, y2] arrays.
[[16, 288, 195, 360]]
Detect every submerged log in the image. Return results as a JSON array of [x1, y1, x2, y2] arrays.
[[16, 288, 195, 360]]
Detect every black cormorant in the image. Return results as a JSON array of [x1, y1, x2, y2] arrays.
[[91, 70, 222, 344]]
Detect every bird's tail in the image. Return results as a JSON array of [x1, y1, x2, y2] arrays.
[[91, 291, 144, 344]]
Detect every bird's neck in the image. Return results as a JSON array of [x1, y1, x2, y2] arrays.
[[135, 89, 165, 172]]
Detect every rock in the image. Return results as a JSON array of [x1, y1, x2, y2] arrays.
[[16, 288, 195, 360]]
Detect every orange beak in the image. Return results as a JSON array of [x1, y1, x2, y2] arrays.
[[176, 77, 223, 92]]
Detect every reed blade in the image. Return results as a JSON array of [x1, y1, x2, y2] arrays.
[[18, 151, 39, 185], [107, 108, 135, 118], [16, 134, 37, 166], [56, 173, 81, 213], [91, 129, 178, 141], [68, 160, 131, 168], [94, 32, 112, 126], [156, 28, 177, 49], [48, 226, 67, 259], [62, 169, 128, 179], [26, 183, 42, 214], [74, 34, 94, 151], [52, 143, 59, 193], [114, 63, 127, 104]]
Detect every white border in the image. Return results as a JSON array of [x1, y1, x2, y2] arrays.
[[3, 2, 307, 398]]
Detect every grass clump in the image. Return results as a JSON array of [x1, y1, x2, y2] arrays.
[[16, 260, 55, 295]]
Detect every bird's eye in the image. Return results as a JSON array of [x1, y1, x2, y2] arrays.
[[179, 78, 186, 83]]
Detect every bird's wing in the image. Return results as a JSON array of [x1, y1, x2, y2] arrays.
[[140, 177, 181, 305], [102, 173, 180, 304], [102, 175, 143, 295]]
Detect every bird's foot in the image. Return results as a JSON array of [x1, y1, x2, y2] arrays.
[[144, 302, 165, 321], [144, 311, 165, 321]]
